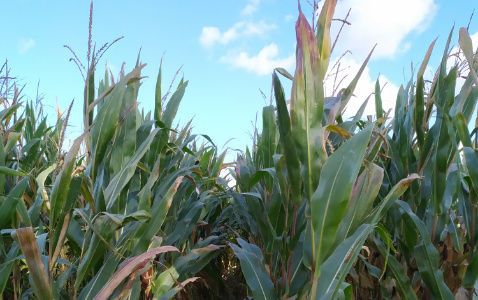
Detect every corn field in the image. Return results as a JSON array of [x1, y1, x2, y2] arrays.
[[1, 0, 478, 299]]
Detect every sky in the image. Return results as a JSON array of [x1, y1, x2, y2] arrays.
[[1, 0, 477, 163]]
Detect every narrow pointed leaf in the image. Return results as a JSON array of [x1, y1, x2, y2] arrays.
[[291, 7, 324, 202], [315, 0, 337, 77], [105, 128, 160, 210], [13, 227, 52, 300], [273, 71, 301, 205], [0, 177, 29, 229], [93, 246, 178, 300], [230, 238, 277, 300], [50, 130, 86, 226], [312, 125, 373, 274]]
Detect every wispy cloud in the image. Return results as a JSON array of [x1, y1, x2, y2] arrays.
[[284, 14, 295, 23], [199, 20, 276, 48], [220, 43, 294, 76], [200, 0, 292, 76], [241, 0, 261, 16], [328, 0, 438, 59], [18, 38, 35, 54]]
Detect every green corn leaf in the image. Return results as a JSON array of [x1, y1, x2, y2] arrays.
[[109, 79, 139, 178], [50, 176, 83, 265], [74, 213, 122, 290], [0, 177, 29, 229], [155, 60, 163, 122], [339, 47, 375, 113], [273, 71, 301, 205], [156, 278, 200, 300], [230, 238, 277, 300], [152, 244, 219, 296], [244, 192, 277, 254], [89, 65, 145, 182], [312, 125, 373, 275], [315, 0, 337, 78], [432, 67, 457, 215], [105, 128, 160, 211], [164, 201, 203, 245], [313, 175, 418, 298], [417, 38, 437, 82], [0, 136, 5, 196], [396, 201, 454, 299], [463, 147, 478, 196], [161, 80, 188, 129], [248, 168, 275, 190], [313, 224, 370, 300], [375, 79, 383, 120], [137, 155, 161, 211], [5, 132, 21, 154], [50, 130, 86, 226], [84, 56, 95, 130], [464, 252, 478, 287], [415, 76, 425, 149], [414, 244, 454, 299], [16, 195, 31, 227], [0, 166, 28, 177], [454, 112, 472, 147], [0, 243, 19, 294], [373, 237, 418, 300], [334, 163, 383, 246], [133, 176, 184, 255], [77, 224, 140, 300], [259, 105, 277, 192], [210, 149, 226, 179], [0, 103, 22, 122], [148, 81, 188, 167]]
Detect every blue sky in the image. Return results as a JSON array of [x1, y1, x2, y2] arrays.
[[1, 0, 477, 162]]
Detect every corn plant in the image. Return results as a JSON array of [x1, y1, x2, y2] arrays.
[[346, 26, 478, 299], [229, 1, 418, 299], [0, 45, 235, 298]]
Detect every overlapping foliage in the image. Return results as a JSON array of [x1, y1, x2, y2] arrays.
[[0, 44, 242, 299], [2, 1, 478, 299]]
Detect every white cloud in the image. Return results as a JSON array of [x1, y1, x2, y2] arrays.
[[241, 0, 261, 16], [285, 14, 295, 23], [199, 27, 223, 48], [18, 38, 35, 54], [325, 57, 400, 119], [199, 21, 276, 48], [220, 43, 294, 76], [241, 4, 258, 16], [327, 0, 438, 59]]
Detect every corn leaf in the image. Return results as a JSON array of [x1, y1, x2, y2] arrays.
[[13, 227, 53, 300], [0, 177, 29, 229], [105, 128, 160, 211], [315, 0, 337, 78], [312, 125, 373, 275], [373, 237, 418, 300], [50, 130, 86, 226], [291, 6, 323, 202], [93, 246, 178, 300], [230, 238, 277, 300], [89, 65, 145, 182], [397, 201, 454, 299]]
